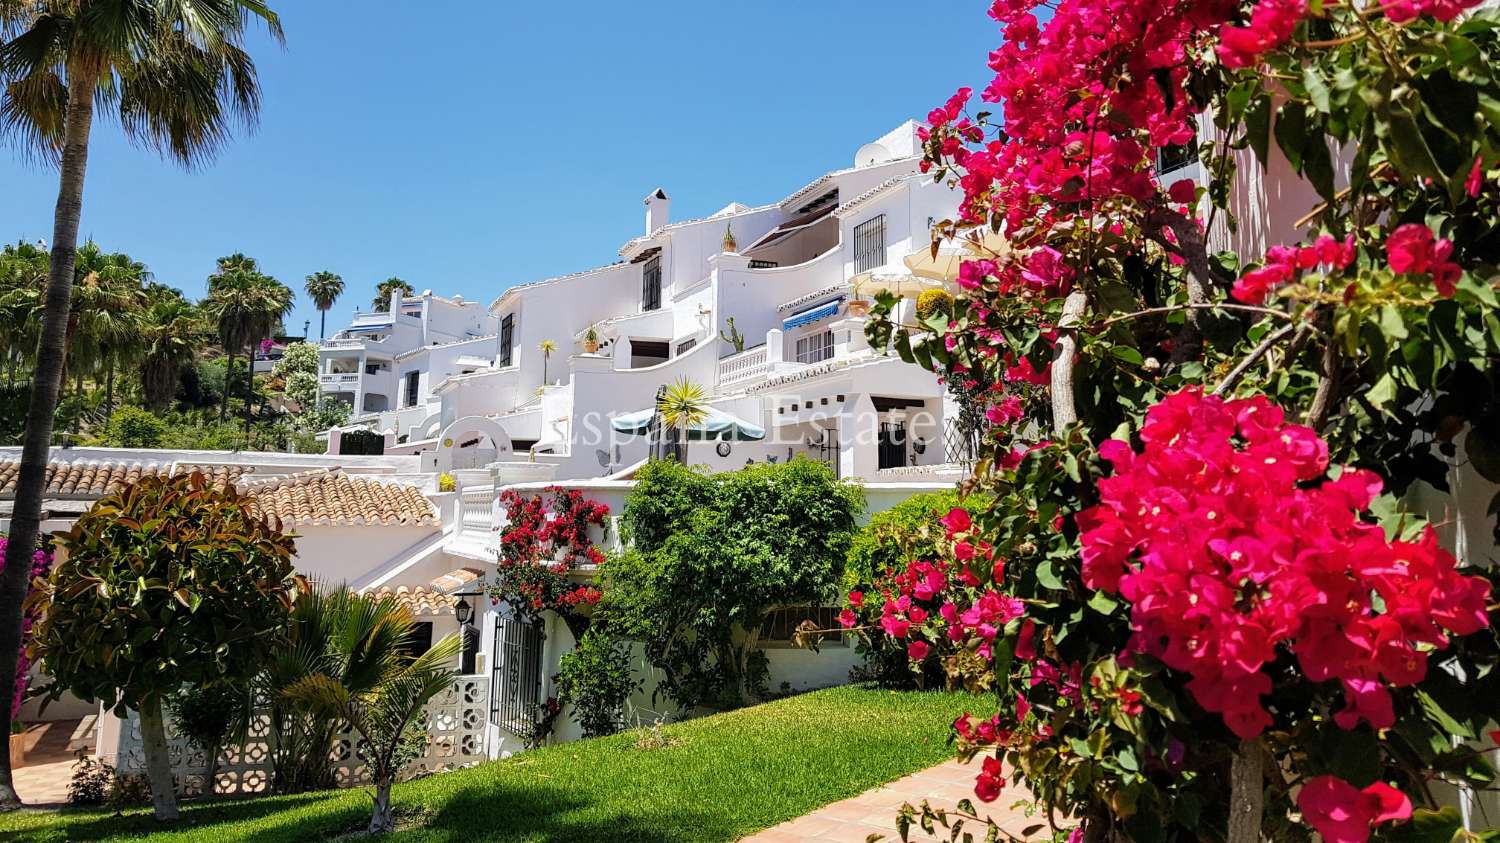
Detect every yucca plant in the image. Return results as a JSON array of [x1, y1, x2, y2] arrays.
[[538, 339, 556, 386], [656, 376, 708, 464], [283, 628, 460, 834]]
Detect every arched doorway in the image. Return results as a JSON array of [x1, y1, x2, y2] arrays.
[[435, 416, 514, 472]]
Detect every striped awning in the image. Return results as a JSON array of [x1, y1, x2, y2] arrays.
[[783, 298, 843, 330]]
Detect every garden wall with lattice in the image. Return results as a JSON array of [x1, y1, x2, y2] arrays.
[[99, 676, 489, 796]]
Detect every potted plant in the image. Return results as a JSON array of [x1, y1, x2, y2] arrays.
[[583, 325, 600, 354], [722, 223, 737, 253], [9, 720, 23, 769], [719, 317, 746, 353], [847, 277, 872, 317]]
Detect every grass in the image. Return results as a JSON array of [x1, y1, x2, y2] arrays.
[[0, 686, 975, 842]]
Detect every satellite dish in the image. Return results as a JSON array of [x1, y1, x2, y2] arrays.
[[854, 142, 892, 168]]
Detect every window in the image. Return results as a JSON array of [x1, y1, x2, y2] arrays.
[[1157, 141, 1199, 174], [795, 330, 834, 364], [642, 255, 662, 311], [403, 371, 420, 408], [676, 338, 697, 355], [491, 616, 544, 729], [499, 314, 514, 367], [748, 259, 779, 269], [854, 215, 887, 273], [878, 421, 908, 470], [760, 606, 847, 648]]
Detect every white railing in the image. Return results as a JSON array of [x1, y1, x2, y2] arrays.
[[320, 373, 361, 387], [322, 338, 365, 349], [460, 485, 496, 537], [718, 345, 768, 388]]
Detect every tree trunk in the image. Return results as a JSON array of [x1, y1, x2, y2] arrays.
[[0, 62, 99, 812], [139, 697, 180, 821], [368, 776, 395, 834], [1226, 740, 1264, 843], [1306, 341, 1342, 430], [1050, 291, 1089, 434], [220, 351, 234, 421], [104, 360, 114, 418], [319, 310, 326, 342], [71, 370, 83, 434]]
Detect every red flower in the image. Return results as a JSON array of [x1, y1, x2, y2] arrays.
[[941, 507, 973, 537], [974, 755, 1005, 802], [1297, 776, 1411, 843], [1167, 179, 1197, 204], [908, 640, 931, 661], [1467, 155, 1486, 198]]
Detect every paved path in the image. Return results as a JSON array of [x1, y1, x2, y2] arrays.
[[13, 717, 95, 806], [743, 757, 1049, 842]]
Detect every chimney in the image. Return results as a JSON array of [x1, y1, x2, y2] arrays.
[[645, 188, 670, 235], [389, 288, 401, 314]]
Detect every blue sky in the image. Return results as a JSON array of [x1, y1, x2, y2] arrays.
[[2, 2, 997, 339]]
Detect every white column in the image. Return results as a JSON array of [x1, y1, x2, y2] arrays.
[[837, 394, 880, 480]]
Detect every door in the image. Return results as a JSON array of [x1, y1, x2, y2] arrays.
[[878, 421, 907, 470]]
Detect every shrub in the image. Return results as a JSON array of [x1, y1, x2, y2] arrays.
[[844, 491, 988, 592], [555, 627, 640, 738], [67, 754, 113, 806], [602, 458, 862, 711], [37, 473, 297, 820], [102, 406, 167, 448]]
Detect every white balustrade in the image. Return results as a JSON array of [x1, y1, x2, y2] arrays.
[[718, 345, 768, 388]]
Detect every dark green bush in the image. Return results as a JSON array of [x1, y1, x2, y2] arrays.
[[555, 627, 640, 738]]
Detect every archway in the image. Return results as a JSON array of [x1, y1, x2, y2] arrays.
[[435, 415, 514, 472]]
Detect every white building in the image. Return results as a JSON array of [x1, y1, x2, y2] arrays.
[[318, 290, 496, 422], [332, 122, 969, 484]]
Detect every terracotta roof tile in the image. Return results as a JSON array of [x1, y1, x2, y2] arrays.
[[243, 469, 439, 528], [430, 567, 484, 594], [358, 584, 457, 616], [0, 459, 253, 499]]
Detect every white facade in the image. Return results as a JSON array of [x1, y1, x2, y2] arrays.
[[319, 290, 496, 425], [361, 121, 965, 485]]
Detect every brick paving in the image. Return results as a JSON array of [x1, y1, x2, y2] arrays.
[[13, 717, 94, 806], [743, 757, 1050, 842]]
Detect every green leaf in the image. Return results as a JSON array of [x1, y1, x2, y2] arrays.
[[1245, 96, 1272, 167], [1274, 103, 1308, 171], [1379, 806, 1463, 843], [1417, 689, 1474, 740], [1387, 103, 1445, 181], [1088, 590, 1119, 616], [1303, 66, 1332, 113], [1036, 560, 1065, 591], [1110, 346, 1144, 366]]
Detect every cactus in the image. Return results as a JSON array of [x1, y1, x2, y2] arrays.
[[719, 317, 746, 353]]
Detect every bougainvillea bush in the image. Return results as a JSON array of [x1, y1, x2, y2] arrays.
[[853, 0, 1500, 840], [0, 537, 49, 723], [487, 486, 611, 636]]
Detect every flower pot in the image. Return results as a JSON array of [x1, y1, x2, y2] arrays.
[[584, 340, 599, 354], [9, 732, 24, 769], [847, 299, 871, 317]]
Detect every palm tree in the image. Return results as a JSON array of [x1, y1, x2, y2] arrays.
[[139, 292, 206, 410], [538, 338, 556, 386], [656, 376, 708, 463], [205, 257, 292, 428], [265, 588, 455, 805], [284, 624, 459, 833], [304, 270, 343, 341], [70, 242, 148, 418], [0, 1, 282, 812], [372, 277, 413, 312], [0, 242, 49, 385]]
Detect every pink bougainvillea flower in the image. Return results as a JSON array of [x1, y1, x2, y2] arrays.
[[941, 507, 973, 536], [974, 755, 1005, 802], [908, 640, 931, 661], [838, 608, 857, 629], [1167, 179, 1197, 204], [1298, 777, 1412, 843], [1386, 223, 1461, 296], [1467, 155, 1486, 198]]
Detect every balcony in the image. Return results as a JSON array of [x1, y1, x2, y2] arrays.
[[320, 372, 361, 390], [718, 345, 768, 390]]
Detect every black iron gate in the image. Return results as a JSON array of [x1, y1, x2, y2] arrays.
[[878, 421, 907, 470], [491, 614, 544, 731]]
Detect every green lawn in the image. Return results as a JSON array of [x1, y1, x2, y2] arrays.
[[0, 686, 975, 842]]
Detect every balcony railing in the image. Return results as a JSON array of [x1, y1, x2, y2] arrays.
[[320, 372, 361, 388], [459, 485, 496, 538], [718, 344, 768, 388]]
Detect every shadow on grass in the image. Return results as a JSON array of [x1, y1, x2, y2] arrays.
[[0, 776, 731, 843]]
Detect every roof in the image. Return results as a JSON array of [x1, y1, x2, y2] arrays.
[[394, 334, 497, 362], [430, 567, 484, 594], [242, 469, 439, 528], [833, 176, 913, 218], [0, 459, 253, 500], [488, 262, 627, 311], [778, 284, 851, 313], [358, 584, 458, 616], [617, 202, 778, 258]]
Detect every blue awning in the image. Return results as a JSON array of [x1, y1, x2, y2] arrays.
[[782, 298, 843, 330], [347, 322, 393, 333]]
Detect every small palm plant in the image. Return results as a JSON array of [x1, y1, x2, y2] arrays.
[[656, 376, 708, 463], [539, 339, 557, 386], [282, 605, 460, 833]]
